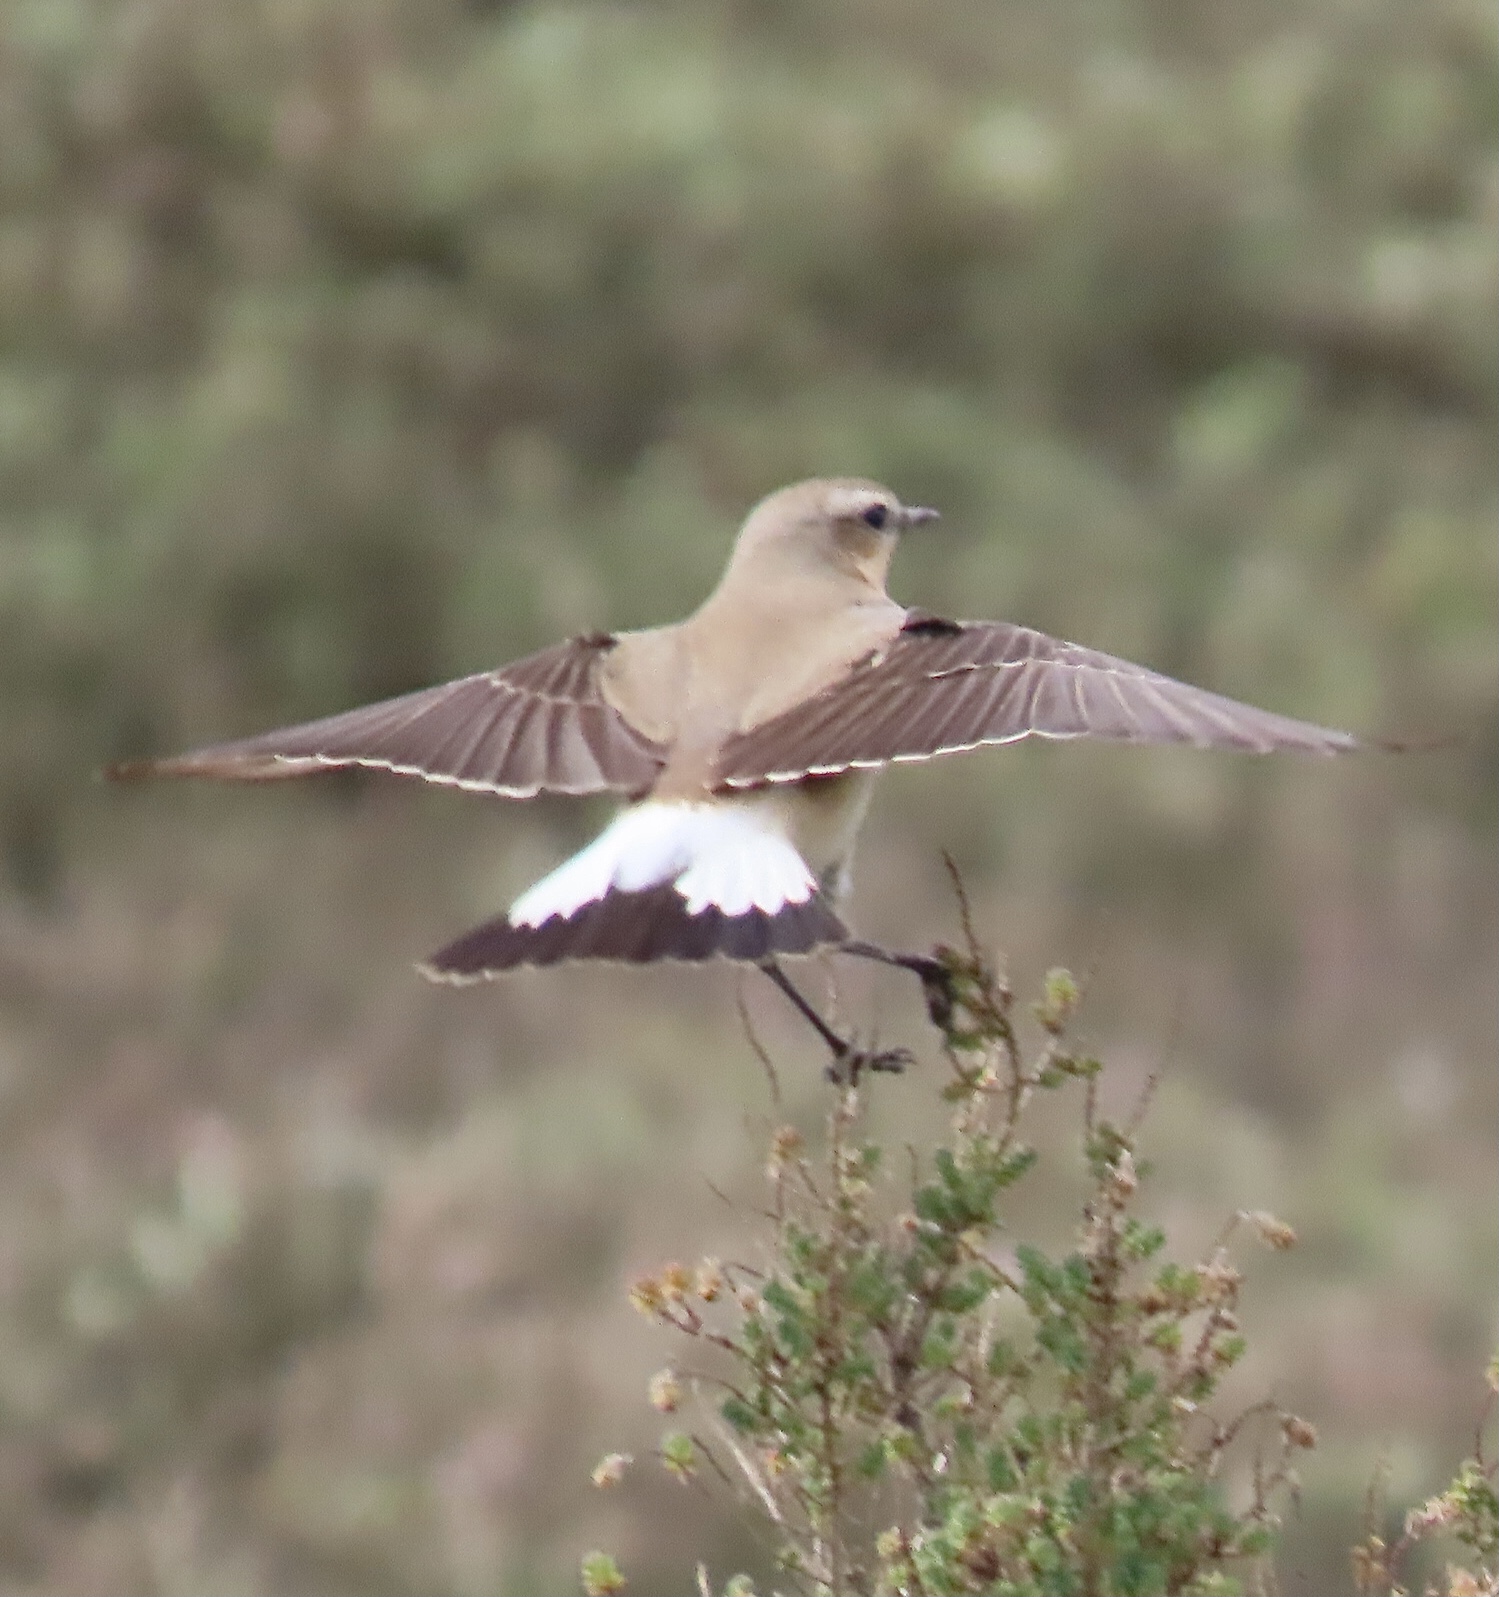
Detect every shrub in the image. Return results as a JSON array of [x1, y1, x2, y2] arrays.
[[1351, 1357, 1499, 1597], [596, 919, 1321, 1597]]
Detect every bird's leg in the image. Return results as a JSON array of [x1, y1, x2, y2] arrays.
[[838, 939, 960, 1031], [757, 959, 845, 1052], [756, 959, 911, 1086]]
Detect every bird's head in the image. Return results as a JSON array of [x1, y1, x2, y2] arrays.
[[724, 477, 940, 596]]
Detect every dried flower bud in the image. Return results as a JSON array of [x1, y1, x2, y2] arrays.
[[1283, 1416, 1318, 1450], [648, 1369, 682, 1413], [767, 1125, 803, 1175], [591, 1452, 632, 1488], [661, 1261, 691, 1301], [1349, 1543, 1387, 1590], [1195, 1258, 1241, 1303], [1405, 1494, 1458, 1537], [695, 1258, 724, 1302], [628, 1275, 664, 1317], [1243, 1210, 1297, 1251]]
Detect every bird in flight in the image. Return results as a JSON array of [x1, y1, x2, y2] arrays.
[[111, 478, 1359, 1068]]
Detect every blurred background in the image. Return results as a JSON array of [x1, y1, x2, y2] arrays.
[[0, 0, 1495, 1591]]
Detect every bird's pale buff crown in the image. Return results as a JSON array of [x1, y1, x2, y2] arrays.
[[711, 477, 940, 602]]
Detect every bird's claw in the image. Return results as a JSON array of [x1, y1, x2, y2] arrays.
[[912, 958, 959, 1031]]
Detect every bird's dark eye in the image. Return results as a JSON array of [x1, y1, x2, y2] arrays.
[[860, 503, 889, 530]]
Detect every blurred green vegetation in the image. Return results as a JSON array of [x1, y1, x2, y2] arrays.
[[616, 961, 1331, 1597], [0, 0, 1494, 1592]]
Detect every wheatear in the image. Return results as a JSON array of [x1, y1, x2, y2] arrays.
[[112, 478, 1358, 1001]]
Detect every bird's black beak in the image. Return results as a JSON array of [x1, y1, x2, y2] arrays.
[[902, 505, 940, 530]]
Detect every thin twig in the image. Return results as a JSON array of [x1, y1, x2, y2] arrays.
[[686, 1431, 739, 1491], [1125, 1069, 1160, 1138], [737, 976, 783, 1112]]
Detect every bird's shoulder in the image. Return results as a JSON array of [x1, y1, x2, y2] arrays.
[[596, 624, 689, 745]]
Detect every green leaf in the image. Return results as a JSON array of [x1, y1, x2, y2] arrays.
[[660, 1430, 696, 1480], [856, 1439, 888, 1479], [987, 1445, 1018, 1491], [1122, 1220, 1167, 1260], [580, 1550, 627, 1596], [720, 1396, 759, 1435]]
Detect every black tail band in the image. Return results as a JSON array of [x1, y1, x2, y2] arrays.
[[421, 885, 848, 980]]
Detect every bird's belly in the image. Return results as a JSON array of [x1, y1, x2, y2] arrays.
[[754, 771, 878, 883]]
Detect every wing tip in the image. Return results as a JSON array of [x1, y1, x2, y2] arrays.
[[99, 753, 245, 782], [100, 758, 157, 783]]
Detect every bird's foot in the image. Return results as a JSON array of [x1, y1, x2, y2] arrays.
[[910, 957, 960, 1032], [823, 1042, 915, 1088], [758, 956, 915, 1086], [840, 940, 960, 1031]]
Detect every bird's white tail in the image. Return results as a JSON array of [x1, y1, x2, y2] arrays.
[[421, 801, 848, 977]]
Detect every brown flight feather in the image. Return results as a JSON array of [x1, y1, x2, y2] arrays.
[[105, 634, 667, 799], [712, 613, 1358, 788]]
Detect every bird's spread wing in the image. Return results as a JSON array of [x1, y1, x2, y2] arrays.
[[107, 634, 668, 798], [713, 613, 1358, 787]]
